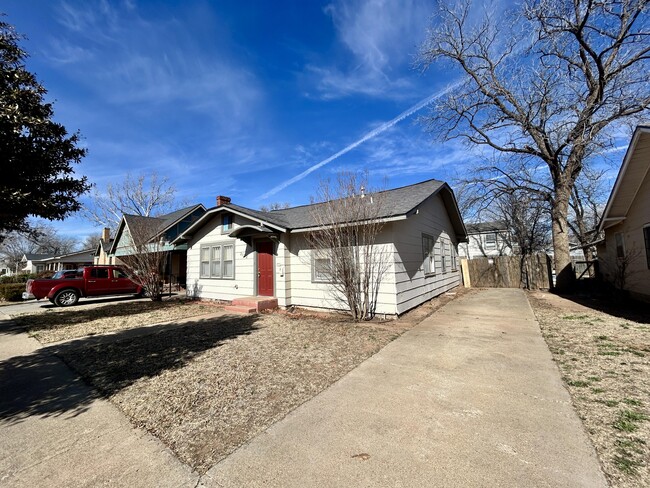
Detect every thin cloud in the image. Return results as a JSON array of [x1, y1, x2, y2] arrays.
[[260, 80, 462, 199]]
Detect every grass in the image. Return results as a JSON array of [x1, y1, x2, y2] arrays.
[[11, 299, 220, 343], [529, 291, 650, 487]]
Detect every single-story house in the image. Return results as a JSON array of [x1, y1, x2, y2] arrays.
[[597, 125, 650, 302], [20, 253, 54, 273], [21, 250, 95, 273], [109, 204, 206, 287], [173, 179, 468, 316], [458, 221, 516, 259]]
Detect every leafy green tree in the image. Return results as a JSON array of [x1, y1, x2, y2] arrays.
[[0, 19, 89, 242]]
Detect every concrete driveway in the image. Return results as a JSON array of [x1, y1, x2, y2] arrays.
[[203, 289, 607, 487]]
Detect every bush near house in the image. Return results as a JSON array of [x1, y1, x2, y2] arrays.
[[0, 283, 26, 301]]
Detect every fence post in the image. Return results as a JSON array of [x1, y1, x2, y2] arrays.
[[461, 258, 471, 287]]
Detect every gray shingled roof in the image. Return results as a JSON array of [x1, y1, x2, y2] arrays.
[[177, 178, 467, 242], [23, 253, 54, 261], [223, 179, 447, 230], [465, 221, 507, 234]]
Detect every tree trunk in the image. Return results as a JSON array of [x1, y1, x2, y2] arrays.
[[551, 191, 575, 293]]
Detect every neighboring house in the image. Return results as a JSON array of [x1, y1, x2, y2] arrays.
[[93, 227, 117, 265], [597, 125, 650, 302], [173, 179, 468, 316], [458, 221, 515, 259], [20, 253, 54, 273], [20, 250, 95, 273], [109, 204, 206, 287]]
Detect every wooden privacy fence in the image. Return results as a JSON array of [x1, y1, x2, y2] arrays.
[[461, 253, 553, 290]]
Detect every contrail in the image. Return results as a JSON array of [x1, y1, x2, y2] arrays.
[[260, 80, 463, 200]]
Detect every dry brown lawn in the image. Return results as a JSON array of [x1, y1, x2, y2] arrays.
[[57, 312, 400, 473], [529, 291, 650, 488], [11, 290, 461, 474], [13, 299, 219, 343]]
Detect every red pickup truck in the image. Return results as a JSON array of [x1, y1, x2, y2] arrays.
[[23, 266, 143, 307]]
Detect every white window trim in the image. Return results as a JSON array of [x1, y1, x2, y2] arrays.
[[484, 232, 497, 250], [311, 250, 334, 283], [200, 242, 235, 279]]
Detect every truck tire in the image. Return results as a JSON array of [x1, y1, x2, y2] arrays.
[[54, 289, 79, 307]]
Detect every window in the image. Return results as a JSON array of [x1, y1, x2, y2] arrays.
[[223, 214, 233, 231], [312, 250, 333, 283], [451, 244, 458, 271], [643, 224, 650, 269], [91, 268, 109, 279], [422, 233, 435, 275], [615, 233, 625, 259], [113, 268, 128, 279], [484, 233, 497, 250], [200, 243, 235, 279]]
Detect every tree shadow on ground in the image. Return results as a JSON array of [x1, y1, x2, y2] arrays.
[[558, 293, 650, 324], [0, 314, 259, 425], [3, 298, 199, 335]]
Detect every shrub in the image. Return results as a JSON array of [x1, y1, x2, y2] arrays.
[[0, 283, 26, 302]]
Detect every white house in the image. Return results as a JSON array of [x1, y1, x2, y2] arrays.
[[458, 221, 515, 259], [173, 179, 468, 316]]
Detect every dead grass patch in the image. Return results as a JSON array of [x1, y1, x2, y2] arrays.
[[529, 291, 650, 488], [13, 300, 219, 343], [58, 312, 403, 473]]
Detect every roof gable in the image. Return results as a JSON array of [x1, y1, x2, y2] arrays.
[[599, 126, 650, 232]]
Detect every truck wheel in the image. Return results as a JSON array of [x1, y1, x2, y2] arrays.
[[54, 289, 79, 307]]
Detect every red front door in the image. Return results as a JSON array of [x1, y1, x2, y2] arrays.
[[256, 241, 274, 296]]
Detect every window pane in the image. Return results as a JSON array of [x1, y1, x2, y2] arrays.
[[212, 246, 221, 260], [201, 247, 210, 261], [201, 262, 210, 277], [223, 245, 233, 261], [223, 260, 234, 278], [315, 258, 331, 281], [223, 245, 234, 278]]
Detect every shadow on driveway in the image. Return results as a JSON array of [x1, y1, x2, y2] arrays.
[[0, 314, 260, 425]]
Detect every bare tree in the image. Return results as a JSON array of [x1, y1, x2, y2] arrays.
[[419, 0, 650, 291], [260, 202, 290, 212], [79, 232, 104, 252], [84, 172, 181, 231], [0, 224, 77, 272], [307, 172, 390, 321], [568, 167, 607, 273], [116, 217, 168, 301]]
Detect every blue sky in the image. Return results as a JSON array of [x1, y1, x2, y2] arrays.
[[3, 0, 629, 241]]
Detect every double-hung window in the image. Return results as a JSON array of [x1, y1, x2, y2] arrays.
[[484, 232, 497, 250], [200, 243, 235, 279], [422, 233, 436, 275]]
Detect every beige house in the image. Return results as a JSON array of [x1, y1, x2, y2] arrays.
[[93, 227, 117, 265], [597, 125, 650, 302], [174, 179, 468, 316]]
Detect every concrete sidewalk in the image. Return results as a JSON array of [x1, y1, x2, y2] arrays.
[[0, 312, 200, 488], [204, 289, 608, 487]]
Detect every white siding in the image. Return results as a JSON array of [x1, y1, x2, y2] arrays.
[[458, 231, 514, 259], [284, 231, 398, 315], [393, 194, 461, 314], [186, 214, 258, 300]]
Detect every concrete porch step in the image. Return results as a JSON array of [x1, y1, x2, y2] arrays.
[[230, 296, 278, 312], [224, 305, 257, 314]]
